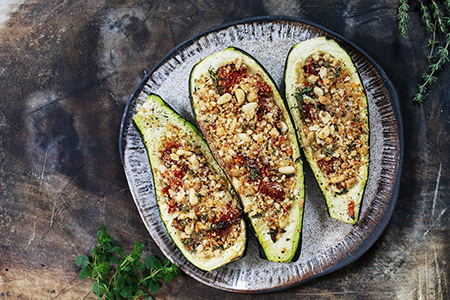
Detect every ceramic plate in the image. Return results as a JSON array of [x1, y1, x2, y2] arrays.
[[119, 16, 403, 292]]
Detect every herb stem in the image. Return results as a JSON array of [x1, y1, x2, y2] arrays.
[[399, 0, 450, 103], [398, 0, 410, 36]]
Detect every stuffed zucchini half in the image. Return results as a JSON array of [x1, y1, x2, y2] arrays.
[[284, 37, 369, 224], [133, 94, 246, 271], [189, 48, 304, 263]]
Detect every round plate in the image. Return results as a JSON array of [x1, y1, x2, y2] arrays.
[[119, 16, 403, 292]]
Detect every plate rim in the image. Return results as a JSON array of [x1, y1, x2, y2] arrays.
[[119, 15, 404, 292]]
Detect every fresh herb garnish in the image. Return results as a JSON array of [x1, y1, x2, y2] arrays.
[[294, 86, 313, 109], [323, 145, 337, 155], [75, 225, 180, 300], [334, 66, 342, 79], [398, 0, 450, 102], [323, 147, 334, 155], [248, 166, 260, 181], [252, 212, 263, 219], [208, 67, 222, 94], [336, 188, 349, 195], [348, 141, 356, 151]]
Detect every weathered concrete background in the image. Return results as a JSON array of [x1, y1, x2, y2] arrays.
[[0, 0, 448, 299]]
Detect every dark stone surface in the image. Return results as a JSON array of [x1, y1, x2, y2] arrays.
[[0, 0, 448, 299]]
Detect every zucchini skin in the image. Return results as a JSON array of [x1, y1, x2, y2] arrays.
[[189, 47, 304, 263], [284, 37, 369, 224], [133, 94, 246, 271]]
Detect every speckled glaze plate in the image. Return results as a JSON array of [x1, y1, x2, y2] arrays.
[[119, 16, 403, 292]]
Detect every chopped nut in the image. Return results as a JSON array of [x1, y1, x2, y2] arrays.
[[185, 224, 193, 235], [246, 90, 258, 102], [329, 174, 345, 184], [237, 133, 252, 143], [235, 88, 245, 105], [217, 93, 232, 105], [307, 75, 318, 84], [318, 95, 331, 105], [345, 177, 357, 189], [317, 125, 330, 139], [216, 127, 225, 136], [278, 166, 295, 174], [313, 86, 324, 97], [280, 121, 288, 132], [269, 127, 279, 137], [306, 131, 315, 145], [319, 66, 327, 78], [242, 102, 258, 113], [235, 56, 243, 70], [176, 149, 193, 156], [189, 188, 199, 205]]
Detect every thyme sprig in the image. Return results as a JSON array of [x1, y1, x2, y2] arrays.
[[398, 0, 410, 36], [398, 0, 450, 102]]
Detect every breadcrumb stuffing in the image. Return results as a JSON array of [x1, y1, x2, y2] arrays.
[[294, 52, 368, 197], [156, 123, 243, 258], [193, 57, 300, 242]]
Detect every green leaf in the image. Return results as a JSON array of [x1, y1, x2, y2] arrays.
[[129, 279, 140, 293], [165, 272, 173, 283], [170, 265, 181, 277], [145, 255, 160, 270], [120, 286, 133, 299], [114, 274, 125, 291], [149, 279, 160, 294], [123, 265, 132, 272], [96, 225, 110, 245], [135, 241, 145, 251], [134, 259, 145, 271], [134, 290, 145, 299], [130, 242, 144, 260], [75, 255, 90, 268], [105, 290, 116, 299], [144, 296, 154, 300], [78, 266, 92, 280], [112, 246, 126, 258], [96, 262, 112, 279], [91, 281, 106, 297], [164, 259, 171, 267]]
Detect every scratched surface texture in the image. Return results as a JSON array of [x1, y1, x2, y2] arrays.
[[0, 0, 448, 299]]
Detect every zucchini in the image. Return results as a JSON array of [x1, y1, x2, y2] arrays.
[[189, 48, 304, 262], [284, 37, 369, 224], [133, 94, 246, 271]]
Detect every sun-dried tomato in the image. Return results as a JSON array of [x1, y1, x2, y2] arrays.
[[348, 201, 355, 220], [303, 61, 320, 76], [217, 65, 246, 94], [317, 158, 338, 175], [257, 76, 272, 98], [161, 185, 170, 195], [256, 99, 268, 121], [235, 153, 246, 166], [259, 180, 285, 201], [302, 103, 316, 121]]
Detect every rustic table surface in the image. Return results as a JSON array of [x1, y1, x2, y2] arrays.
[[1, 1, 449, 299]]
